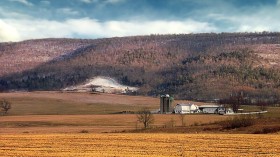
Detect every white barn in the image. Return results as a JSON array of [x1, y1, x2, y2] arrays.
[[174, 103, 200, 114]]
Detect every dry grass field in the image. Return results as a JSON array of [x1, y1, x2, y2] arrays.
[[1, 91, 280, 157], [0, 91, 207, 115], [0, 114, 226, 134], [0, 91, 159, 115], [0, 91, 227, 134], [1, 133, 279, 157], [1, 91, 280, 134]]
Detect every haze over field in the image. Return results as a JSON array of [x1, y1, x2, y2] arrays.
[[1, 0, 280, 42]]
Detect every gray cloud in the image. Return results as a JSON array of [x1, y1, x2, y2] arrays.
[[80, 0, 125, 4], [0, 17, 217, 42], [41, 0, 50, 5], [80, 0, 97, 3], [1, 0, 280, 42], [9, 0, 33, 6], [205, 3, 280, 32], [57, 8, 80, 15]]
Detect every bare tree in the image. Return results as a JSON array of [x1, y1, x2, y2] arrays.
[[179, 114, 187, 126], [1, 99, 11, 115], [136, 108, 154, 129], [219, 91, 245, 113]]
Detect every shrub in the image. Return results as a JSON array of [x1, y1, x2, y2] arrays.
[[192, 122, 200, 126], [254, 126, 280, 134], [220, 115, 255, 129], [1, 99, 11, 115], [79, 130, 89, 133]]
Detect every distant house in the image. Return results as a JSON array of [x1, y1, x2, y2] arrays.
[[174, 103, 200, 114], [199, 105, 233, 114]]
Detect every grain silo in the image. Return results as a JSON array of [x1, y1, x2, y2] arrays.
[[160, 94, 172, 114]]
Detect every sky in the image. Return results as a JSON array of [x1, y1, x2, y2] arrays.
[[0, 0, 280, 42]]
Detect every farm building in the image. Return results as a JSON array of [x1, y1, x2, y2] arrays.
[[160, 94, 173, 114], [199, 105, 220, 114], [174, 103, 200, 114], [199, 105, 234, 114]]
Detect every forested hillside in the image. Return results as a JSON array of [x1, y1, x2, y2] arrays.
[[1, 32, 280, 101]]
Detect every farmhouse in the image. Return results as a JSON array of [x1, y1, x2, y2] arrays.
[[174, 103, 200, 114]]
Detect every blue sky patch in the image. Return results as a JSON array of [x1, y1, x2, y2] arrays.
[[0, 0, 279, 41]]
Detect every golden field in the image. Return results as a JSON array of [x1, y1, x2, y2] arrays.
[[0, 133, 280, 157], [1, 91, 280, 157]]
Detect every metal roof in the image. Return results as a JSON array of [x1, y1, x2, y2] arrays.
[[199, 105, 220, 108], [176, 103, 195, 106]]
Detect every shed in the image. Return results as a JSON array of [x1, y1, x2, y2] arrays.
[[198, 105, 233, 114], [199, 105, 220, 114]]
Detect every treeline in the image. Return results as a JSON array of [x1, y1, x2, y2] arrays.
[[152, 49, 280, 102], [0, 32, 280, 102]]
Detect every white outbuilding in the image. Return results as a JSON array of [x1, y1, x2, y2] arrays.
[[198, 105, 234, 114], [174, 103, 200, 114], [198, 105, 221, 114]]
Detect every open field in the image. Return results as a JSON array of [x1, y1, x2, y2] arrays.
[[1, 133, 280, 157], [0, 114, 226, 134], [0, 91, 207, 115], [241, 105, 280, 118], [0, 91, 227, 134], [0, 91, 159, 115], [0, 91, 279, 134]]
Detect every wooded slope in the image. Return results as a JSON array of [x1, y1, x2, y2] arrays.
[[1, 32, 280, 100]]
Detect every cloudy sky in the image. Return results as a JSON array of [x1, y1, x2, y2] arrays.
[[0, 0, 280, 42]]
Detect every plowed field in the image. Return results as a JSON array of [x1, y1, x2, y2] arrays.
[[1, 133, 279, 157]]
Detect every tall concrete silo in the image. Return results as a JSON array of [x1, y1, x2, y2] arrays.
[[160, 94, 172, 114]]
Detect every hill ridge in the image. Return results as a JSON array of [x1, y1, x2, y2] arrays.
[[1, 32, 280, 100]]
